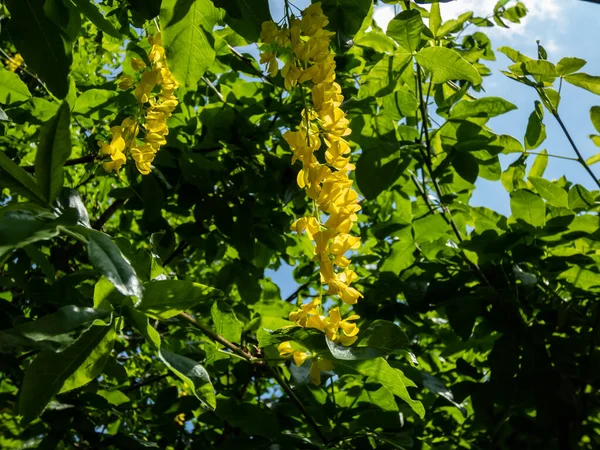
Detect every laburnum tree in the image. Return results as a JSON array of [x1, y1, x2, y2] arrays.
[[1, 0, 600, 448]]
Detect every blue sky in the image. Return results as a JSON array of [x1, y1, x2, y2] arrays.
[[264, 0, 600, 297]]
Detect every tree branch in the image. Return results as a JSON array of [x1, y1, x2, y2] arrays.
[[179, 312, 255, 361], [178, 311, 329, 444], [21, 154, 98, 173], [92, 198, 126, 230], [552, 112, 600, 191]]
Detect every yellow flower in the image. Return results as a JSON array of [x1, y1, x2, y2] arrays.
[[301, 3, 330, 37], [309, 357, 333, 386], [174, 413, 186, 426], [259, 52, 279, 77], [327, 269, 362, 305], [290, 217, 320, 240], [131, 144, 155, 175], [134, 70, 160, 103], [7, 54, 24, 72], [131, 57, 146, 71], [281, 61, 302, 91], [289, 297, 322, 328], [324, 307, 360, 346], [260, 21, 279, 43], [278, 341, 309, 367], [117, 74, 134, 90], [329, 233, 360, 267]]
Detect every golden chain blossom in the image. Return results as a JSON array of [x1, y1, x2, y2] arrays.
[[260, 3, 363, 385], [6, 53, 24, 72], [99, 32, 179, 175]]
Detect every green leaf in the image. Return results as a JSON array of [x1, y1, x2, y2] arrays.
[[97, 390, 131, 406], [71, 0, 121, 38], [138, 279, 223, 319], [528, 149, 548, 178], [212, 0, 271, 42], [528, 176, 568, 208], [556, 57, 586, 76], [332, 357, 425, 418], [590, 135, 600, 148], [498, 46, 532, 63], [558, 266, 600, 290], [510, 189, 546, 228], [0, 152, 47, 204], [590, 106, 600, 134], [412, 214, 448, 244], [437, 12, 473, 36], [0, 305, 108, 353], [211, 300, 242, 343], [524, 101, 546, 150], [18, 322, 115, 424], [358, 53, 412, 99], [73, 89, 120, 117], [321, 0, 371, 39], [380, 233, 415, 276], [125, 305, 215, 408], [429, 3, 441, 37], [452, 151, 479, 184], [509, 60, 556, 84], [357, 320, 410, 353], [586, 152, 600, 165], [415, 47, 482, 85], [564, 73, 600, 96], [450, 97, 517, 119], [59, 322, 117, 393], [568, 184, 595, 211], [5, 0, 72, 98], [159, 349, 216, 410], [381, 86, 418, 120], [87, 230, 143, 299], [355, 141, 404, 200], [386, 10, 423, 53], [0, 68, 32, 105], [160, 0, 218, 88], [35, 102, 72, 203], [55, 187, 90, 227], [421, 373, 466, 417], [0, 209, 75, 257]]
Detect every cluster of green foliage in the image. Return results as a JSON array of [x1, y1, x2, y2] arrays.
[[1, 0, 600, 448]]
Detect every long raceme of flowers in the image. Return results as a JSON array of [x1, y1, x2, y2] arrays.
[[259, 3, 363, 385], [98, 33, 179, 176]]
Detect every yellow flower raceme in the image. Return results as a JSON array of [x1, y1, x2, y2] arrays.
[[278, 341, 309, 367], [101, 32, 178, 175], [7, 54, 24, 72], [324, 307, 360, 346], [174, 413, 185, 426], [261, 6, 363, 386]]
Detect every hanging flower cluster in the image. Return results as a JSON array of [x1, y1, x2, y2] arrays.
[[6, 53, 24, 72], [98, 33, 179, 175], [259, 3, 363, 384]]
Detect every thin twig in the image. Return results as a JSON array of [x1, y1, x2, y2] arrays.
[[163, 241, 189, 266], [552, 112, 600, 191], [21, 154, 98, 173], [178, 311, 328, 443], [201, 76, 225, 102], [284, 280, 311, 303], [92, 198, 126, 230], [227, 44, 280, 91], [122, 373, 169, 393], [179, 312, 255, 361], [266, 363, 329, 444]]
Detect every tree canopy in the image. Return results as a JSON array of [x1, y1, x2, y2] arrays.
[[1, 0, 600, 449]]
